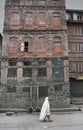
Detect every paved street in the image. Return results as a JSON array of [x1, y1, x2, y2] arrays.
[[0, 111, 83, 130]]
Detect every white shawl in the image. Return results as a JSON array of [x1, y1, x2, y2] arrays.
[[39, 97, 50, 121]]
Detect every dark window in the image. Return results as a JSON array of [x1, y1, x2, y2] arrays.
[[39, 86, 48, 98], [8, 62, 17, 77], [24, 62, 31, 66], [23, 87, 30, 92], [54, 85, 62, 91], [24, 42, 29, 52], [24, 37, 32, 52], [67, 13, 73, 20], [8, 68, 17, 77], [38, 68, 47, 77], [9, 62, 16, 66], [8, 86, 16, 93], [23, 68, 32, 77], [77, 14, 81, 21]]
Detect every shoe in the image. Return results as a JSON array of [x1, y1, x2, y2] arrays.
[[43, 120, 47, 122], [47, 120, 53, 122]]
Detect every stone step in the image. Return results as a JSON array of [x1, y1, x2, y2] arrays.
[[51, 107, 80, 112], [72, 102, 83, 105], [0, 106, 80, 113], [0, 109, 28, 113]]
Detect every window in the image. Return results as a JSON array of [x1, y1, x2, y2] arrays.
[[24, 37, 32, 52], [68, 26, 83, 35], [24, 42, 29, 52], [52, 66, 64, 79], [70, 62, 83, 72], [76, 43, 83, 52], [39, 37, 45, 51], [38, 68, 47, 77], [8, 62, 17, 77], [67, 26, 72, 35], [77, 13, 81, 21], [54, 85, 62, 91], [76, 62, 83, 71], [11, 13, 19, 25], [8, 86, 16, 93], [52, 13, 61, 27], [9, 37, 18, 53], [69, 62, 75, 72], [76, 44, 80, 51], [66, 13, 73, 20], [39, 86, 48, 98], [23, 87, 30, 92], [9, 61, 16, 66], [39, 13, 45, 25], [53, 37, 62, 55], [73, 13, 78, 20], [23, 68, 32, 77], [24, 62, 31, 66], [54, 37, 61, 46], [25, 13, 33, 24], [73, 13, 81, 21], [23, 61, 32, 77]]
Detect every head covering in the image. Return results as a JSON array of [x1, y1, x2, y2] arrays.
[[39, 97, 50, 121], [45, 97, 49, 101]]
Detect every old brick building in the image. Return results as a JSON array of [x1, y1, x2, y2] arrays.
[[67, 9, 83, 101], [0, 0, 69, 109]]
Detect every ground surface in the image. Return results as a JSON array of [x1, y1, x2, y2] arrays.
[[0, 111, 83, 130]]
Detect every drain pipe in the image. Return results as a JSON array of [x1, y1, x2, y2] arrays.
[[28, 83, 33, 113], [36, 84, 40, 112]]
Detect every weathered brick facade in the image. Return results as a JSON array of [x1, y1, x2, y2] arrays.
[[67, 10, 83, 100], [0, 0, 70, 109]]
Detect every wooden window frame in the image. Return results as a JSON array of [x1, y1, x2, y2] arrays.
[[52, 12, 61, 28], [10, 13, 20, 26], [8, 37, 18, 55], [38, 13, 46, 25], [25, 13, 33, 25], [53, 37, 62, 55], [38, 37, 46, 51]]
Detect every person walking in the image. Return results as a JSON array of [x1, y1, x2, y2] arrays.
[[39, 97, 52, 122]]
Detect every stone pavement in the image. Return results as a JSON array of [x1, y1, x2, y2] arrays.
[[0, 111, 83, 130]]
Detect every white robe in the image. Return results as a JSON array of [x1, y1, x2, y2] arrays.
[[39, 97, 50, 121]]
